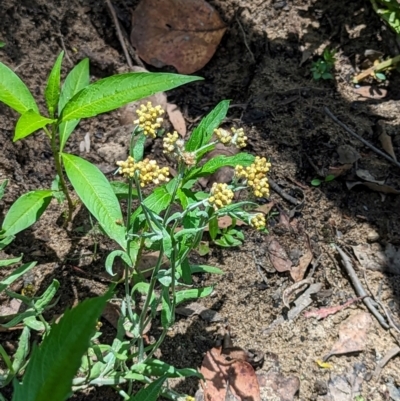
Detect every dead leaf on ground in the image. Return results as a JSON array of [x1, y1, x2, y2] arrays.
[[337, 145, 360, 164], [323, 312, 372, 361], [166, 102, 186, 137], [346, 181, 400, 194], [130, 0, 226, 74], [282, 278, 313, 308], [304, 297, 361, 320], [199, 346, 261, 401], [290, 235, 313, 282], [257, 371, 300, 401], [327, 163, 353, 178], [378, 121, 397, 161], [175, 301, 223, 322], [267, 237, 292, 273], [353, 85, 387, 99]]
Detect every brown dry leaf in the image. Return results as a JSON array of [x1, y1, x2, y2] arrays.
[[290, 237, 313, 282], [337, 145, 360, 164], [199, 347, 261, 401], [346, 181, 400, 194], [379, 129, 397, 162], [324, 312, 372, 361], [267, 237, 292, 272], [257, 371, 300, 401], [137, 251, 169, 277], [130, 0, 226, 74], [166, 103, 186, 137], [304, 297, 361, 320], [327, 163, 353, 178], [175, 301, 224, 322], [353, 85, 387, 99]]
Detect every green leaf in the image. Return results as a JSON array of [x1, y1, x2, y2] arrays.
[[45, 52, 64, 117], [185, 100, 230, 151], [62, 153, 126, 249], [0, 236, 14, 250], [324, 174, 335, 182], [161, 286, 173, 328], [33, 279, 59, 313], [0, 261, 37, 293], [208, 216, 219, 240], [58, 58, 90, 151], [322, 72, 333, 80], [0, 62, 38, 114], [105, 250, 132, 276], [0, 41, 5, 48], [175, 286, 213, 305], [311, 178, 321, 186], [2, 190, 52, 236], [12, 291, 111, 401], [0, 179, 8, 200], [129, 376, 166, 401], [132, 132, 146, 162], [132, 359, 201, 379], [186, 152, 255, 181], [14, 111, 56, 141], [61, 73, 202, 121], [375, 72, 386, 80], [0, 254, 22, 268], [190, 264, 224, 275]]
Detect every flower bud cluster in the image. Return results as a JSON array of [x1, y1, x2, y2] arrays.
[[214, 127, 248, 149], [208, 183, 234, 210], [134, 102, 164, 138], [162, 132, 196, 166], [235, 156, 271, 198], [250, 213, 266, 230], [116, 156, 169, 187]]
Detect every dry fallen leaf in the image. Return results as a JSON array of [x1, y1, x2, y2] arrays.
[[304, 297, 361, 320], [257, 371, 300, 401], [166, 103, 186, 137], [199, 347, 261, 401], [378, 121, 397, 161], [130, 0, 226, 74], [267, 237, 292, 273], [353, 85, 387, 99], [324, 312, 372, 361], [175, 301, 223, 322], [346, 180, 400, 194], [290, 236, 313, 282]]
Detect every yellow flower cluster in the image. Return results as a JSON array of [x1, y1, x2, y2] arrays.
[[134, 102, 164, 138], [250, 213, 266, 230], [208, 183, 234, 210], [214, 127, 247, 149], [163, 131, 180, 154], [235, 156, 271, 198], [116, 156, 170, 187]]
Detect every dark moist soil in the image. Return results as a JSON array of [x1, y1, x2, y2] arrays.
[[1, 0, 400, 400]]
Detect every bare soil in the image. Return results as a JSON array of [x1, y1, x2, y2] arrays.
[[1, 0, 400, 400]]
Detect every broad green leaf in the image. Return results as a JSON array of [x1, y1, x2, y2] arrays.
[[12, 291, 111, 401], [105, 250, 132, 276], [33, 279, 59, 313], [0, 261, 36, 293], [190, 264, 224, 275], [45, 52, 64, 117], [128, 376, 166, 401], [110, 181, 138, 200], [0, 236, 14, 250], [58, 58, 90, 151], [185, 100, 230, 151], [0, 62, 38, 114], [0, 254, 22, 268], [186, 152, 255, 181], [175, 286, 213, 305], [2, 190, 52, 236], [208, 216, 218, 240], [0, 41, 5, 48], [12, 327, 30, 376], [62, 153, 126, 249], [132, 132, 146, 162], [161, 286, 173, 328], [61, 72, 202, 121], [14, 111, 55, 141]]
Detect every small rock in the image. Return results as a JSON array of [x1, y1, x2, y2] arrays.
[[314, 380, 328, 395], [367, 230, 379, 242], [273, 1, 286, 9]]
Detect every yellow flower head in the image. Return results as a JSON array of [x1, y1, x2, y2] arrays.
[[234, 156, 271, 198], [214, 127, 247, 149], [134, 102, 165, 138], [163, 131, 180, 154], [250, 213, 266, 230], [208, 183, 234, 210], [116, 156, 170, 187]]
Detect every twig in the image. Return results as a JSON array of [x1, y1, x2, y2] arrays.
[[373, 346, 400, 380], [324, 107, 400, 169], [57, 30, 73, 67], [105, 0, 133, 69], [235, 12, 255, 63], [335, 245, 389, 329], [269, 178, 302, 205], [353, 53, 400, 83]]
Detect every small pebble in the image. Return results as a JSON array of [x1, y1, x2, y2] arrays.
[[367, 230, 379, 242]]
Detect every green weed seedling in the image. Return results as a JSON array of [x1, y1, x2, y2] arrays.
[[311, 174, 335, 187], [311, 48, 336, 80], [1, 52, 273, 400]]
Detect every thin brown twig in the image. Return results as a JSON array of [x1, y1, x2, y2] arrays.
[[105, 0, 133, 69], [235, 12, 255, 63], [57, 30, 73, 67], [269, 178, 302, 205], [324, 107, 400, 169], [335, 244, 389, 329]]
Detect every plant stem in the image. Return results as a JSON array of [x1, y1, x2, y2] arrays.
[[47, 125, 74, 223]]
